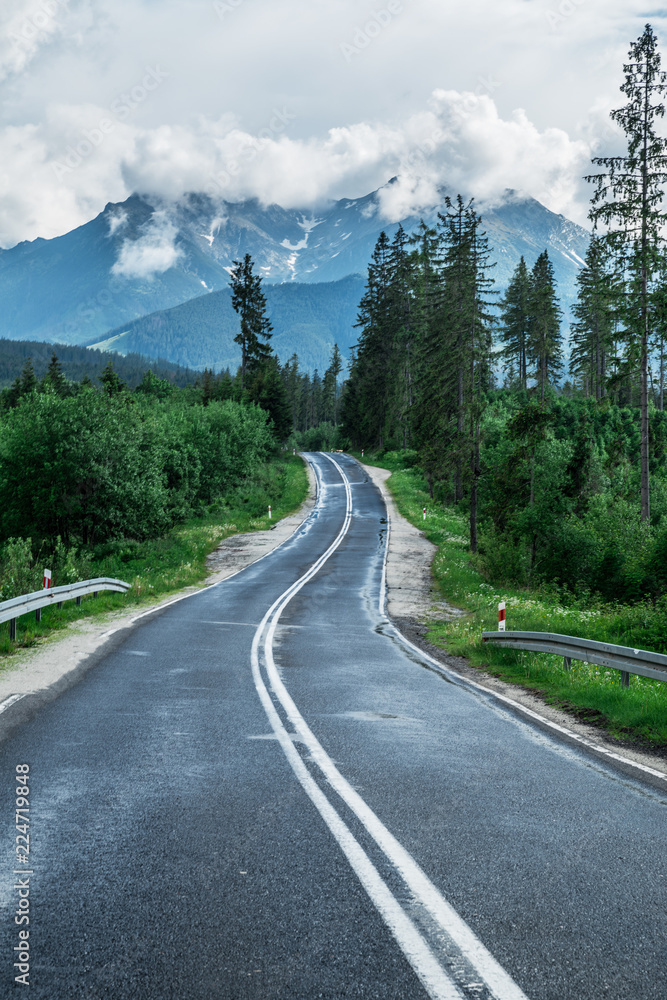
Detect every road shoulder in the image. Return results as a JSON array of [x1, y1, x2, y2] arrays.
[[0, 461, 318, 734], [361, 460, 667, 781]]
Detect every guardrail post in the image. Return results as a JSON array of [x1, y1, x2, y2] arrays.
[[620, 670, 630, 687], [10, 618, 16, 641], [57, 602, 63, 610], [35, 608, 41, 623], [563, 656, 571, 671], [76, 596, 81, 607], [93, 591, 98, 598]]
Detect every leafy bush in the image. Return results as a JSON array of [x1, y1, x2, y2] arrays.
[[0, 538, 40, 600], [0, 392, 274, 548]]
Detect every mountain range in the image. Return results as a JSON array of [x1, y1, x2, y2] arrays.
[[0, 180, 590, 372]]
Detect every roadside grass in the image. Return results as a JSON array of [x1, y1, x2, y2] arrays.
[[354, 449, 667, 747], [0, 454, 308, 658]]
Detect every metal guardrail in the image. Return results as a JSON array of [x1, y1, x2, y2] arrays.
[[0, 578, 131, 640], [482, 630, 667, 687]]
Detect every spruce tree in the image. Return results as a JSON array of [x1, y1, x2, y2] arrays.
[[299, 371, 312, 431], [408, 220, 440, 483], [247, 355, 291, 440], [499, 257, 531, 389], [412, 197, 495, 549], [99, 360, 125, 395], [229, 254, 273, 390], [201, 368, 215, 406], [586, 22, 667, 519], [43, 352, 68, 398], [322, 344, 343, 424], [570, 237, 616, 398], [349, 231, 394, 448], [387, 225, 415, 446], [310, 370, 323, 427], [20, 357, 37, 396], [528, 251, 562, 401]]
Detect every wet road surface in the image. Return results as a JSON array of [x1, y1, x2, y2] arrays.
[[0, 452, 665, 999]]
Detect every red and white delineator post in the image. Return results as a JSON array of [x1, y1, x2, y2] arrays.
[[498, 601, 506, 631], [268, 505, 272, 519], [35, 569, 52, 625], [423, 507, 426, 521]]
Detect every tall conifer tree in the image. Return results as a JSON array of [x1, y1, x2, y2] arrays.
[[499, 257, 531, 389], [586, 23, 667, 519], [229, 254, 273, 390], [528, 251, 562, 401], [570, 237, 617, 398]]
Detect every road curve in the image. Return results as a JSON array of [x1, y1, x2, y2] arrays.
[[0, 452, 665, 999]]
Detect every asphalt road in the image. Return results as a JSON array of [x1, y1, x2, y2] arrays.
[[0, 452, 665, 999]]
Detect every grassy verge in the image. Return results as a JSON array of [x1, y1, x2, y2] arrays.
[[356, 450, 667, 748], [0, 454, 309, 657]]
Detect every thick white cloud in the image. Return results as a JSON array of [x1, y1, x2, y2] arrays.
[[0, 90, 597, 245], [111, 210, 182, 278], [0, 0, 664, 245]]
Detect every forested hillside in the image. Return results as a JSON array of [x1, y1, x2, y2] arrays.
[[88, 275, 364, 373], [0, 338, 197, 389]]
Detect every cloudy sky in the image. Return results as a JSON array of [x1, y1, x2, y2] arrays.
[[0, 0, 663, 247]]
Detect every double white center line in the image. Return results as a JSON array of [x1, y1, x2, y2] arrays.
[[251, 455, 529, 1000]]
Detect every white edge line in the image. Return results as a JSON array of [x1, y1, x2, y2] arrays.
[[362, 457, 667, 787], [259, 453, 529, 1000], [397, 629, 667, 785]]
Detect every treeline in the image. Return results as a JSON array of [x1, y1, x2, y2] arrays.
[[0, 337, 196, 389], [339, 25, 667, 604], [338, 205, 667, 599], [92, 275, 364, 374], [197, 346, 344, 443]]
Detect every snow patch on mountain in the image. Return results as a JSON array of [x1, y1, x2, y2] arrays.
[[200, 216, 225, 247], [281, 236, 309, 251], [297, 216, 323, 234]]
